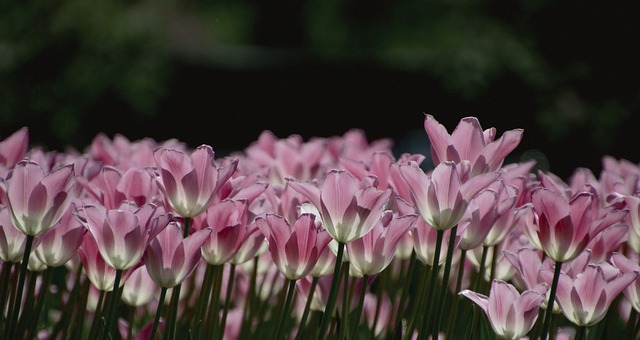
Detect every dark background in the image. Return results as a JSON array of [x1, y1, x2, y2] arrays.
[[1, 0, 639, 179]]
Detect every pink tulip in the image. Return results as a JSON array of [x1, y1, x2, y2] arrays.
[[540, 263, 637, 326], [0, 206, 28, 263], [458, 189, 499, 250], [256, 213, 332, 280], [346, 212, 416, 276], [197, 199, 252, 265], [412, 218, 456, 267], [400, 161, 498, 230], [78, 233, 135, 291], [460, 280, 547, 339], [0, 127, 29, 168], [78, 204, 153, 270], [154, 145, 238, 218], [33, 207, 86, 267], [5, 161, 75, 236], [610, 253, 640, 313], [121, 265, 159, 307], [424, 115, 523, 176], [144, 222, 211, 288], [287, 170, 391, 243]]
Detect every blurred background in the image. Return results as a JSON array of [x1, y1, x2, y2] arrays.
[[1, 0, 639, 179]]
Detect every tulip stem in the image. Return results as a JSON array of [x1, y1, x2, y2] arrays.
[[318, 241, 345, 338], [102, 268, 123, 340], [0, 261, 13, 331], [26, 268, 52, 339], [150, 287, 168, 340], [338, 263, 350, 340], [193, 264, 214, 336], [419, 229, 444, 340], [167, 283, 183, 340], [219, 263, 236, 340], [206, 264, 223, 338], [447, 248, 467, 339], [575, 325, 586, 340], [433, 225, 457, 339], [89, 289, 107, 339], [273, 279, 296, 340], [296, 276, 318, 340], [351, 274, 369, 339], [5, 234, 34, 339], [540, 261, 562, 340], [183, 217, 191, 239]]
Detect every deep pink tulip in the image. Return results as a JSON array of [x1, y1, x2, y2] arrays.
[[540, 263, 637, 326], [400, 161, 498, 230], [287, 170, 391, 243], [197, 199, 252, 265], [460, 280, 547, 340], [154, 145, 238, 218], [33, 206, 86, 267], [424, 115, 523, 176], [256, 213, 332, 280], [144, 222, 211, 288], [523, 189, 595, 262], [78, 204, 150, 270], [5, 161, 75, 236], [346, 212, 416, 276], [0, 127, 29, 168]]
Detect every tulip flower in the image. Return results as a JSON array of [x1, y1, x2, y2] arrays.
[[540, 263, 637, 327], [78, 234, 135, 292], [460, 280, 548, 340], [256, 213, 332, 280], [5, 161, 75, 237], [424, 114, 523, 176], [154, 145, 238, 219], [347, 212, 416, 277], [609, 253, 640, 313], [0, 127, 28, 168], [287, 170, 391, 243], [0, 206, 28, 263], [33, 207, 86, 268], [121, 265, 159, 307], [144, 222, 211, 288]]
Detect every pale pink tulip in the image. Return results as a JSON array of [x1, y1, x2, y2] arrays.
[[287, 170, 391, 243], [256, 213, 332, 280], [197, 199, 252, 265], [0, 127, 29, 168], [0, 206, 28, 263], [610, 253, 640, 313], [154, 145, 238, 218], [540, 263, 637, 326], [458, 189, 499, 250], [144, 222, 210, 288], [33, 207, 86, 267], [121, 265, 159, 307], [460, 280, 547, 340], [6, 161, 75, 236], [78, 234, 135, 291], [347, 212, 416, 276], [424, 115, 523, 176]]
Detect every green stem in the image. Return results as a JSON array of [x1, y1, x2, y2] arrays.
[[25, 268, 52, 339], [317, 241, 345, 338], [5, 234, 34, 339], [475, 245, 490, 293], [68, 275, 90, 339], [338, 263, 350, 340], [219, 263, 236, 340], [183, 217, 192, 239], [418, 229, 444, 340], [447, 248, 467, 339], [540, 261, 562, 340], [150, 287, 168, 340], [350, 274, 369, 339], [626, 308, 638, 340], [273, 279, 296, 340], [166, 283, 183, 340], [206, 264, 223, 338], [192, 263, 214, 337], [102, 268, 123, 340], [433, 225, 457, 339], [404, 263, 430, 340], [575, 325, 586, 340], [16, 268, 39, 337], [394, 252, 416, 334], [295, 276, 318, 340], [0, 261, 13, 330], [489, 245, 499, 283], [239, 257, 259, 339], [89, 289, 107, 340]]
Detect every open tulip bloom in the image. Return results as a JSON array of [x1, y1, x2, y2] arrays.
[[3, 115, 640, 339]]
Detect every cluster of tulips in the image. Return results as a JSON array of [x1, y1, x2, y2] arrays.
[[1, 115, 639, 340]]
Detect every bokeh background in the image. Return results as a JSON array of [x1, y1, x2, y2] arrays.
[[1, 0, 639, 179]]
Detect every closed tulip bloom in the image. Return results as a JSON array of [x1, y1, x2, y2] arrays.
[[540, 263, 637, 326], [144, 222, 211, 288], [78, 233, 135, 291], [347, 212, 416, 276], [78, 205, 147, 270], [197, 199, 251, 265], [458, 189, 499, 250], [609, 253, 640, 313], [460, 280, 548, 340], [400, 161, 498, 230], [33, 207, 86, 267], [0, 127, 28, 168], [287, 170, 391, 243], [6, 161, 75, 236], [121, 265, 159, 307], [256, 213, 332, 280], [0, 206, 28, 263], [154, 145, 238, 218], [525, 189, 595, 263]]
